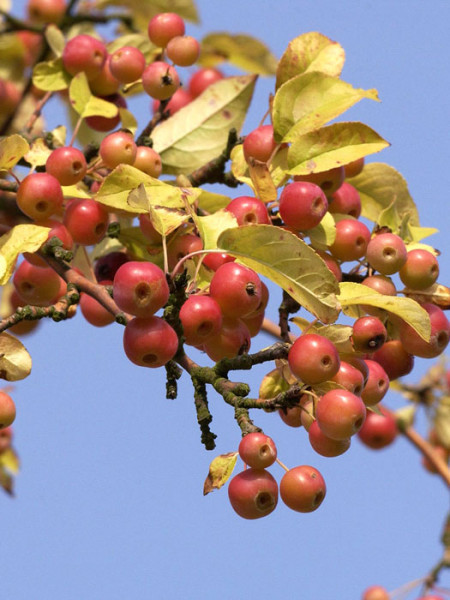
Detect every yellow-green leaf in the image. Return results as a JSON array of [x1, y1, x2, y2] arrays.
[[308, 211, 336, 250], [32, 57, 71, 91], [290, 318, 353, 354], [434, 400, 450, 449], [119, 107, 138, 134], [247, 158, 278, 202], [199, 33, 277, 75], [276, 32, 345, 89], [259, 368, 290, 399], [287, 122, 390, 175], [197, 190, 232, 213], [0, 134, 30, 171], [218, 225, 340, 324], [69, 72, 119, 119], [403, 284, 450, 311], [0, 447, 19, 475], [119, 226, 164, 268], [45, 24, 65, 57], [194, 210, 237, 250], [151, 75, 257, 174], [349, 162, 420, 229], [0, 332, 32, 381], [338, 282, 431, 341], [273, 71, 379, 142], [50, 125, 66, 147], [128, 184, 189, 236], [230, 144, 289, 194], [24, 138, 52, 169], [96, 164, 201, 213], [406, 224, 438, 243], [203, 452, 238, 495], [0, 224, 50, 285], [93, 0, 199, 25]]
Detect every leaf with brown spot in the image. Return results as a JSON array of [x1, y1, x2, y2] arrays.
[[203, 452, 238, 495]]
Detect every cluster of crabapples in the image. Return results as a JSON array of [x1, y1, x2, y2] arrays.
[[361, 585, 446, 600]]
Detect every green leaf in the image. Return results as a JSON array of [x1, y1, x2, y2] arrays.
[[259, 368, 290, 399], [69, 72, 119, 119], [348, 163, 420, 230], [32, 57, 71, 91], [273, 72, 379, 142], [290, 318, 353, 353], [96, 164, 201, 213], [119, 226, 164, 268], [287, 122, 390, 175], [45, 24, 65, 57], [197, 190, 232, 213], [0, 332, 32, 381], [203, 452, 238, 495], [199, 33, 277, 75], [276, 32, 345, 89], [0, 134, 30, 171], [0, 224, 50, 286], [194, 210, 237, 250], [407, 224, 438, 243], [307, 211, 336, 251], [217, 225, 340, 324], [107, 33, 155, 58], [151, 75, 257, 174], [128, 184, 189, 236], [93, 0, 199, 28], [119, 107, 138, 134], [338, 282, 431, 341]]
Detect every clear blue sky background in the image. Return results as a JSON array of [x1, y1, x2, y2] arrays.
[[3, 1, 450, 599]]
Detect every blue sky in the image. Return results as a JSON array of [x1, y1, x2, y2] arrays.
[[2, 1, 450, 599]]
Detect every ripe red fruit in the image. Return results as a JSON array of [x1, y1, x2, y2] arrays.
[[399, 249, 439, 290], [109, 46, 146, 84], [225, 196, 271, 226], [138, 214, 163, 245], [361, 585, 390, 600], [113, 261, 169, 317], [99, 131, 137, 169], [142, 61, 180, 100], [358, 406, 397, 449], [330, 361, 365, 396], [27, 0, 66, 24], [366, 232, 407, 275], [416, 596, 445, 600], [316, 389, 366, 440], [288, 334, 340, 385], [361, 360, 389, 406], [203, 317, 251, 361], [167, 233, 203, 270], [148, 12, 185, 48], [280, 465, 326, 513], [279, 181, 328, 231], [308, 421, 351, 457], [17, 172, 63, 221], [372, 339, 414, 380], [243, 125, 277, 163], [344, 157, 365, 178], [0, 425, 13, 453], [179, 295, 223, 346], [328, 182, 361, 218], [85, 93, 126, 131], [123, 316, 178, 367], [89, 56, 120, 96], [188, 68, 224, 98], [63, 199, 109, 246], [13, 260, 61, 306], [0, 392, 16, 429], [152, 88, 192, 116], [316, 250, 342, 281], [351, 316, 387, 353], [398, 303, 450, 358], [94, 251, 129, 282], [210, 263, 262, 319], [228, 468, 278, 520], [62, 34, 107, 81], [166, 35, 200, 67], [46, 146, 87, 186], [294, 166, 345, 195], [329, 218, 371, 262], [133, 146, 162, 178], [362, 274, 397, 296], [238, 432, 277, 469], [80, 282, 115, 327], [202, 252, 235, 271]]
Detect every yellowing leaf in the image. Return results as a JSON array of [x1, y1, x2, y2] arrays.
[[273, 72, 379, 142], [32, 57, 71, 91], [199, 33, 277, 75], [119, 226, 164, 268], [307, 211, 336, 250], [290, 318, 353, 354], [434, 401, 450, 449], [0, 447, 19, 475], [338, 282, 431, 341], [119, 107, 138, 134], [0, 224, 50, 285], [349, 163, 420, 229], [152, 75, 257, 174], [276, 32, 345, 89], [0, 135, 30, 171], [218, 225, 340, 324], [407, 224, 438, 243], [45, 24, 65, 57], [203, 452, 238, 495], [128, 184, 189, 236], [247, 158, 278, 202], [259, 368, 290, 399], [51, 125, 66, 147], [96, 164, 201, 213], [230, 144, 288, 194], [24, 138, 52, 169], [197, 190, 232, 213], [93, 0, 199, 25], [0, 332, 32, 381], [403, 284, 450, 311], [287, 122, 390, 175], [194, 210, 237, 250], [69, 72, 119, 119]]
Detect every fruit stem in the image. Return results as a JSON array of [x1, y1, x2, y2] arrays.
[[275, 458, 289, 472]]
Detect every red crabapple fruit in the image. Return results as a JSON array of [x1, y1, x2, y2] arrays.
[[147, 13, 185, 48], [279, 181, 328, 231], [280, 465, 326, 513], [123, 316, 178, 367], [113, 261, 169, 317], [228, 468, 278, 520], [316, 389, 366, 440], [288, 334, 340, 385], [238, 432, 277, 469]]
